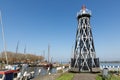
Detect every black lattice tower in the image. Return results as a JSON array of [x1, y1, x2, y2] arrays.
[[71, 5, 99, 72]]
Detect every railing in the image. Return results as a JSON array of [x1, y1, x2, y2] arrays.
[[100, 65, 120, 71]]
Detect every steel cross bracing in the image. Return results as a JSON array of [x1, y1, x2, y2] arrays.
[[73, 6, 97, 72]]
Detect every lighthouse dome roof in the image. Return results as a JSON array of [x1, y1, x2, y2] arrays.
[[77, 5, 91, 17]]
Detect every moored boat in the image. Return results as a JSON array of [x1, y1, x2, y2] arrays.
[[0, 69, 19, 80]]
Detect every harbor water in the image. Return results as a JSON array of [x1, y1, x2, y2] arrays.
[[22, 66, 57, 78]]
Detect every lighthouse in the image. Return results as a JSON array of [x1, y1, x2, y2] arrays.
[[71, 5, 99, 72]]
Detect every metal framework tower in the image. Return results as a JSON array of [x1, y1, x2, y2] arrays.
[[71, 5, 99, 72]]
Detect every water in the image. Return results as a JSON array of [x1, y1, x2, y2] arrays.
[[20, 64, 57, 79], [27, 67, 57, 77]]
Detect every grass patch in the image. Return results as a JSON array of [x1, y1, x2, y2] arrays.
[[96, 74, 102, 80], [55, 72, 74, 80], [110, 75, 120, 80], [96, 74, 120, 80]]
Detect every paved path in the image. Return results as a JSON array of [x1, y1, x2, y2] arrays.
[[72, 73, 97, 80]]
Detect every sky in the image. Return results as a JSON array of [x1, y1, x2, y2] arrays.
[[0, 0, 120, 62]]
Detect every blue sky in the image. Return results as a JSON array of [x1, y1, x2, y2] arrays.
[[0, 0, 120, 61]]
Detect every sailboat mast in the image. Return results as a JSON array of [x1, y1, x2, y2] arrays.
[[16, 41, 19, 54], [24, 45, 26, 54], [0, 11, 8, 65], [48, 44, 50, 63]]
